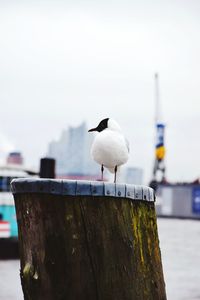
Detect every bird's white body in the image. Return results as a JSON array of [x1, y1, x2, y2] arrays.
[[90, 119, 129, 173]]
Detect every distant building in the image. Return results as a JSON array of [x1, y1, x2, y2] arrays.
[[47, 122, 99, 178], [123, 167, 143, 185], [156, 183, 200, 219]]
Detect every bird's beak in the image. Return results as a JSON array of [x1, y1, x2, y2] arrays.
[[88, 127, 97, 132]]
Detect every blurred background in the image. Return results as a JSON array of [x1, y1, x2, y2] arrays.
[[0, 0, 200, 299]]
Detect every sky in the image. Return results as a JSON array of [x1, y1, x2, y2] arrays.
[[0, 0, 200, 183]]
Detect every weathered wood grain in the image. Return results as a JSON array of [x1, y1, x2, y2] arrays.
[[14, 193, 166, 300]]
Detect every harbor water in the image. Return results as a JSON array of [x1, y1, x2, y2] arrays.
[[0, 218, 200, 300]]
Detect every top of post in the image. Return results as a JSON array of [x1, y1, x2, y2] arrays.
[[11, 179, 155, 202]]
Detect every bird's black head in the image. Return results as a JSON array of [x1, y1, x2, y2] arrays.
[[88, 118, 109, 132]]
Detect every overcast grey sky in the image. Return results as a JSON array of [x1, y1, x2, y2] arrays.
[[0, 0, 200, 183]]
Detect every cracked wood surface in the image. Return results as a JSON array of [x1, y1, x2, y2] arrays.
[[14, 193, 166, 300]]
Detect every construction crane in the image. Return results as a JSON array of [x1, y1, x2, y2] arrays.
[[150, 73, 166, 189]]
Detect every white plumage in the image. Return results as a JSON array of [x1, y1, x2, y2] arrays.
[[88, 118, 129, 182]]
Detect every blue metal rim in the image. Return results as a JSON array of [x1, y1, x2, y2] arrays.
[[11, 178, 155, 202]]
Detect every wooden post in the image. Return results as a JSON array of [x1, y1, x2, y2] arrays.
[[39, 158, 55, 179], [11, 179, 166, 300]]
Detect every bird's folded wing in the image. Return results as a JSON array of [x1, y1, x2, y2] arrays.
[[125, 137, 130, 153]]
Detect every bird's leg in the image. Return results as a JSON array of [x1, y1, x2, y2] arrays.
[[101, 164, 104, 181], [114, 165, 117, 183]]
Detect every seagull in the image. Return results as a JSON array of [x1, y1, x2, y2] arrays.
[[88, 118, 129, 183]]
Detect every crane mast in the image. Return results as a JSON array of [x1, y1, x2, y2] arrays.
[[152, 73, 166, 183]]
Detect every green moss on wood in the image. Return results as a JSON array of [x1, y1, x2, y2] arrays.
[[23, 263, 34, 279]]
